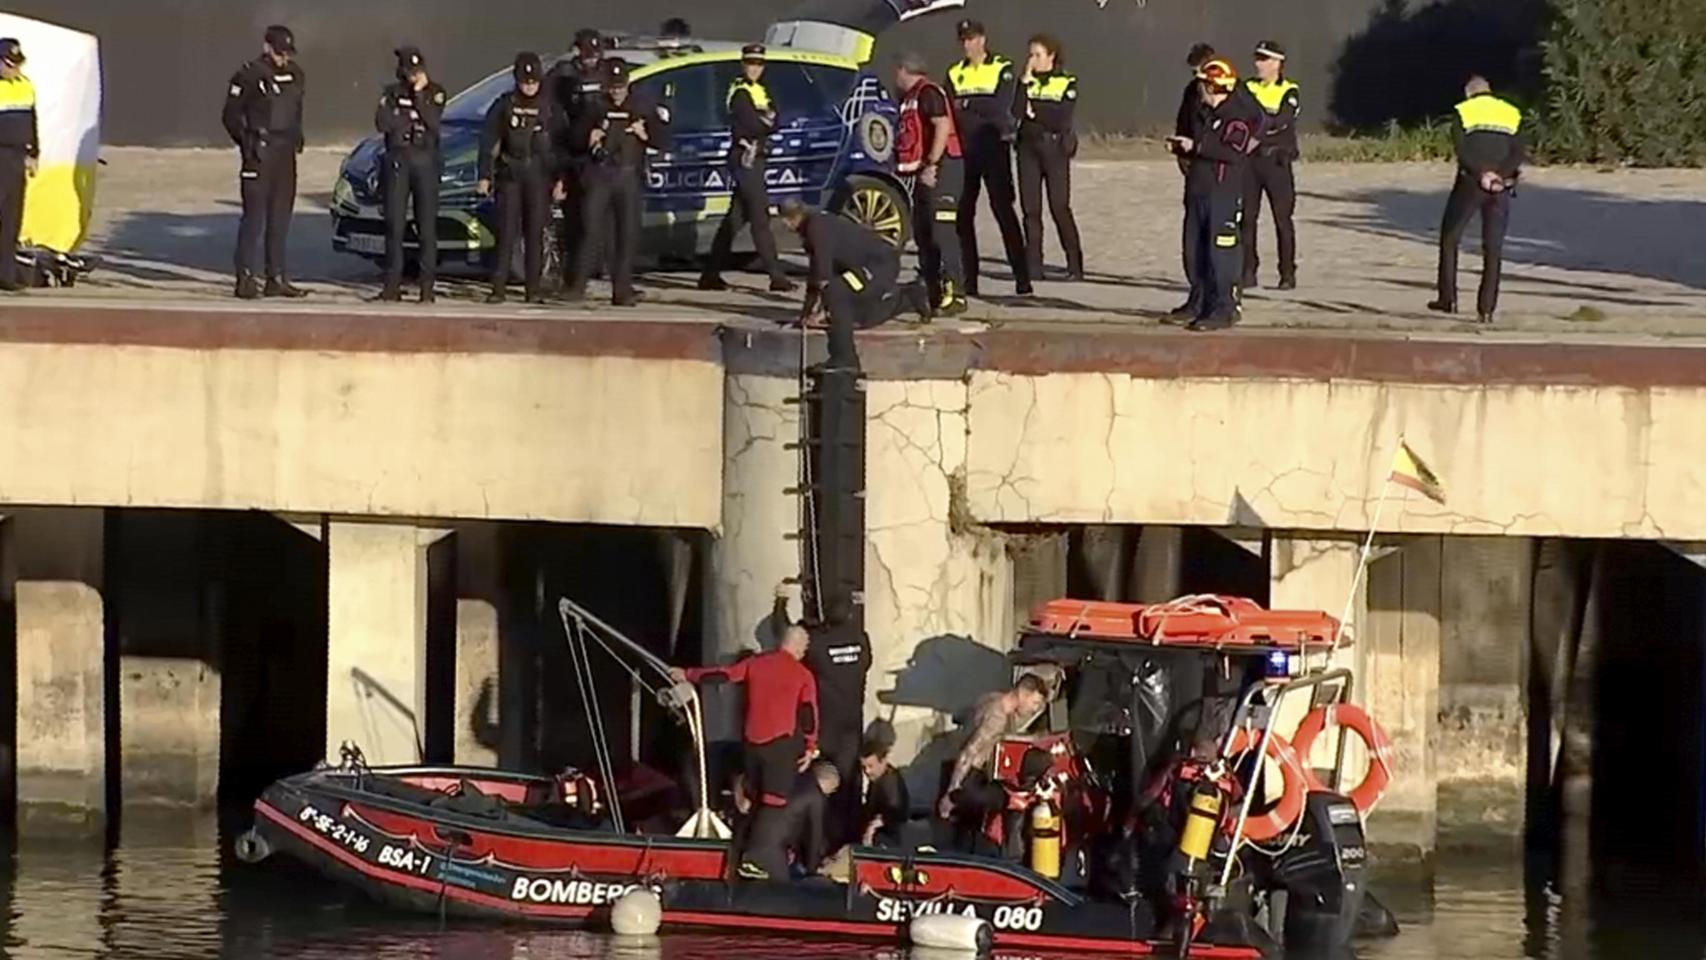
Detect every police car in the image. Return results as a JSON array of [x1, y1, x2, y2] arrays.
[[330, 33, 907, 274]]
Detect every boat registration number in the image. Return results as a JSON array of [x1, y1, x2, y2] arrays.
[[874, 896, 1045, 931]]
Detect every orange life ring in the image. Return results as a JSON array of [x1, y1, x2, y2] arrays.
[[1291, 704, 1394, 816], [1224, 728, 1309, 843]]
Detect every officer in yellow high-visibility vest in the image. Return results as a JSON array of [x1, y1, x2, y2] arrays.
[[701, 44, 795, 293], [946, 19, 1031, 298], [1241, 41, 1299, 290], [1429, 75, 1524, 324], [0, 37, 38, 293], [1017, 33, 1082, 282]]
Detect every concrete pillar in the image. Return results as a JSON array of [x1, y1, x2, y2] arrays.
[[453, 523, 502, 767], [8, 507, 109, 831], [1132, 525, 1184, 602], [865, 379, 1014, 790], [1360, 536, 1442, 860], [711, 373, 802, 662], [325, 521, 452, 765], [122, 658, 221, 808], [1437, 536, 1532, 848]]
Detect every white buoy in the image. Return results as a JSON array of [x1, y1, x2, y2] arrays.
[[909, 913, 994, 953], [610, 888, 663, 936]]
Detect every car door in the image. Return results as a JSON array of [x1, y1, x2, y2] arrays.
[[759, 61, 852, 210], [635, 59, 741, 235]]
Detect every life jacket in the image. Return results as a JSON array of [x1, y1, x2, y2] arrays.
[[897, 78, 961, 174]]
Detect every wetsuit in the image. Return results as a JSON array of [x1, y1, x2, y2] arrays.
[[685, 650, 819, 808], [744, 775, 831, 880], [863, 765, 911, 847]]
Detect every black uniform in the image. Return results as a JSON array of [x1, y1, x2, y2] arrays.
[[1241, 77, 1300, 287], [1436, 92, 1525, 320], [702, 72, 790, 290], [223, 53, 306, 295], [946, 53, 1030, 295], [863, 764, 910, 847], [803, 211, 901, 368], [1017, 70, 1083, 281], [804, 618, 873, 848], [567, 81, 670, 304], [480, 85, 559, 302], [1180, 89, 1259, 327], [546, 55, 606, 280], [0, 52, 37, 292], [375, 65, 446, 300], [743, 774, 832, 881], [1173, 76, 1211, 285]]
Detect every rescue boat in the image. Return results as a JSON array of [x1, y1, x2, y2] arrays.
[[239, 594, 1398, 956]]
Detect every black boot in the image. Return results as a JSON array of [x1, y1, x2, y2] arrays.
[[263, 277, 308, 299], [235, 274, 261, 300]]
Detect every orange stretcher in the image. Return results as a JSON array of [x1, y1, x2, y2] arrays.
[[1024, 595, 1344, 650]]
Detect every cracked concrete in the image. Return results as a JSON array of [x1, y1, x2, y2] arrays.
[[710, 374, 802, 663], [962, 371, 1706, 541]]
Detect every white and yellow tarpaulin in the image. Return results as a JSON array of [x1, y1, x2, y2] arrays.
[[0, 13, 100, 253]]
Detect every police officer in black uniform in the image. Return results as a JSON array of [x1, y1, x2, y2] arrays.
[[0, 37, 37, 294], [548, 29, 606, 282], [1241, 41, 1300, 290], [1173, 43, 1216, 292], [779, 198, 902, 371], [479, 53, 561, 304], [700, 45, 795, 293], [1167, 58, 1258, 331], [565, 59, 670, 306], [1017, 33, 1083, 282], [1430, 75, 1525, 324], [946, 19, 1030, 297], [376, 46, 446, 303], [223, 25, 307, 300]]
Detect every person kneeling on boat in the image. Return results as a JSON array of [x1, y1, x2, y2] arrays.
[[938, 673, 1049, 821], [740, 761, 842, 880], [670, 626, 821, 811], [860, 736, 911, 847]]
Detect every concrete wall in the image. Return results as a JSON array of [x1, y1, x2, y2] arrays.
[[963, 372, 1706, 541], [0, 333, 722, 529], [13, 0, 1408, 144]]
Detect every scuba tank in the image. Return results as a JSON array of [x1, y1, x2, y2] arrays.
[[1177, 777, 1223, 870], [1029, 793, 1062, 879]]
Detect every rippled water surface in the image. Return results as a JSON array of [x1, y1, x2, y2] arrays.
[[2, 819, 1702, 959]]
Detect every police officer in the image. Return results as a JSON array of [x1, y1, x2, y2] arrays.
[[1174, 43, 1216, 292], [0, 37, 37, 294], [223, 25, 307, 300], [780, 199, 902, 371], [700, 45, 794, 293], [375, 46, 446, 303], [894, 53, 966, 318], [1241, 41, 1300, 290], [479, 53, 561, 304], [548, 29, 606, 282], [946, 20, 1030, 298], [1017, 33, 1083, 283], [565, 59, 670, 306], [1430, 75, 1524, 324], [1167, 58, 1258, 331]]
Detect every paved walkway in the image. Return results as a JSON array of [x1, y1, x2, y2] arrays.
[[51, 147, 1706, 341]]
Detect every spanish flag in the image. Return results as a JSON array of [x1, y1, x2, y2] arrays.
[[1389, 440, 1445, 504]]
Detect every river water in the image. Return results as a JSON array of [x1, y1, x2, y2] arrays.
[[1, 818, 1701, 960]]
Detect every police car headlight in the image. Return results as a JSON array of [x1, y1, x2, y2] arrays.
[[442, 160, 477, 188], [331, 176, 356, 213]]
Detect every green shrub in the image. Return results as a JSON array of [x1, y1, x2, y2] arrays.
[[1540, 0, 1706, 165]]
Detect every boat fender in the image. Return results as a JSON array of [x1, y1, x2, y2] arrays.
[[1291, 704, 1394, 816], [610, 888, 663, 936], [909, 913, 994, 953], [233, 828, 272, 864], [1224, 729, 1309, 843]]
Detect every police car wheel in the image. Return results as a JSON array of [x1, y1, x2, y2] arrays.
[[834, 176, 911, 252]]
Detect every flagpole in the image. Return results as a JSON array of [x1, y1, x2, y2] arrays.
[[1337, 469, 1395, 642]]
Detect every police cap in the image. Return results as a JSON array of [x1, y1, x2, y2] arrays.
[[264, 25, 296, 55], [741, 44, 766, 64], [513, 52, 543, 82], [603, 58, 631, 87], [1254, 41, 1287, 62], [395, 45, 425, 72], [0, 38, 23, 67], [956, 19, 987, 40], [574, 28, 602, 54]]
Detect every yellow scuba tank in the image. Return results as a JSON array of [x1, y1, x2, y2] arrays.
[[1029, 794, 1062, 879], [1177, 778, 1223, 866]]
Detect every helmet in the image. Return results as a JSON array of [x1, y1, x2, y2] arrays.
[[1198, 57, 1237, 91]]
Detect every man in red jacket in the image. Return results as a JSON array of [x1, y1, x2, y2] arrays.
[[672, 626, 820, 809]]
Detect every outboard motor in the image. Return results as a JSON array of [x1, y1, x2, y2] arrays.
[[1272, 791, 1369, 952]]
